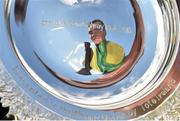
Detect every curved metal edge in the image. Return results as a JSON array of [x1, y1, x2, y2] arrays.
[[111, 0, 180, 119]]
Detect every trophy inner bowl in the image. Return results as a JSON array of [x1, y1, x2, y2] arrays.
[[4, 0, 179, 110]]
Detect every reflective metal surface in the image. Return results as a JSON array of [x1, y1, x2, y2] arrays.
[[0, 0, 179, 120]]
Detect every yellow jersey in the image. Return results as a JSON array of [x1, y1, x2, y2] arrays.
[[90, 41, 125, 72]]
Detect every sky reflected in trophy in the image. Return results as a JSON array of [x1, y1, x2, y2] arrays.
[[8, 0, 166, 107], [11, 0, 155, 82], [1, 0, 180, 119]]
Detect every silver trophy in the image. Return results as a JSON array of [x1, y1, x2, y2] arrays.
[[0, 0, 179, 120]]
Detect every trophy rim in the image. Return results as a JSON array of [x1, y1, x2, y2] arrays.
[[0, 0, 179, 120]]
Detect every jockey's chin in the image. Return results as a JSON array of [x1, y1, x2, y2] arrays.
[[92, 37, 104, 45]]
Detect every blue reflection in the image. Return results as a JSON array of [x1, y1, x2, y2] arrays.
[[10, 0, 157, 95]]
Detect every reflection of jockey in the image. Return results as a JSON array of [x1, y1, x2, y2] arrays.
[[91, 41, 125, 73], [78, 19, 125, 75]]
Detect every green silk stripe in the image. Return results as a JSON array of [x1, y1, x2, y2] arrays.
[[96, 40, 124, 73]]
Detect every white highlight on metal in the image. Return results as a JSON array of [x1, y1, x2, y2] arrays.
[[59, 0, 104, 6], [51, 27, 65, 31]]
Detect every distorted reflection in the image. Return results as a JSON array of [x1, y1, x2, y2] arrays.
[[78, 19, 125, 75], [11, 0, 146, 88]]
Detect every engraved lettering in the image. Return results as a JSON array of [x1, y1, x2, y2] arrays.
[[141, 79, 177, 112], [41, 19, 131, 33], [151, 98, 157, 104]]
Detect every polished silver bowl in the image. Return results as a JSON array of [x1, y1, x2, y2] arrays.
[[0, 0, 179, 120]]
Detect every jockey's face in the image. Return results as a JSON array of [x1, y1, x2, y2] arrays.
[[88, 22, 106, 45]]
